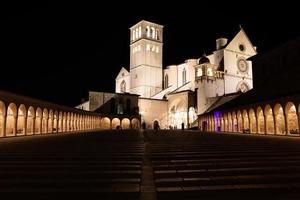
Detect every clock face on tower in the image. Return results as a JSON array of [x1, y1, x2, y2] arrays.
[[237, 58, 248, 73]]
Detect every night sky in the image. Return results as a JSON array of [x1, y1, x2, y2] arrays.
[[0, 1, 299, 107]]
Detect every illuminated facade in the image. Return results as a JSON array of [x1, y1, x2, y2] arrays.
[[198, 36, 300, 135], [114, 20, 257, 129]]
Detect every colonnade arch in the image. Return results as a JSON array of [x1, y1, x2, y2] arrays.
[[199, 100, 300, 136]]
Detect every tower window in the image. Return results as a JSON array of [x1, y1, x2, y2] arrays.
[[151, 27, 155, 39], [139, 26, 142, 38], [156, 46, 159, 53], [164, 74, 169, 89], [146, 26, 150, 37], [132, 30, 136, 41], [182, 68, 186, 85], [135, 28, 139, 39], [156, 29, 160, 40]]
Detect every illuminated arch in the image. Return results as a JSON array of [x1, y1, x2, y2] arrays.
[[237, 110, 242, 132], [257, 107, 265, 134], [264, 104, 275, 134], [121, 118, 130, 129], [249, 108, 257, 133], [0, 101, 6, 137], [48, 109, 54, 133], [274, 103, 286, 135], [42, 108, 48, 133], [35, 108, 42, 134], [111, 118, 121, 129], [242, 109, 249, 132], [285, 102, 299, 135], [53, 111, 58, 133], [101, 117, 111, 129], [6, 103, 17, 136]]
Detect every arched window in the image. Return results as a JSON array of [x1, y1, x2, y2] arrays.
[[135, 28, 139, 39], [120, 80, 126, 93], [151, 27, 155, 39], [182, 68, 186, 85], [146, 26, 150, 37], [139, 26, 142, 38], [164, 74, 169, 89], [132, 30, 135, 41], [156, 29, 160, 40]]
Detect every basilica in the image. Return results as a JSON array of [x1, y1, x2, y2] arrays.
[[77, 20, 257, 129]]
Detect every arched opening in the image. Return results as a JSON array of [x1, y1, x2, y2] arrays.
[[120, 80, 126, 93], [63, 112, 67, 132], [42, 108, 48, 133], [111, 118, 120, 129], [182, 68, 186, 85], [257, 107, 265, 134], [35, 108, 42, 134], [228, 113, 232, 132], [48, 109, 53, 133], [224, 114, 228, 132], [26, 106, 35, 135], [274, 104, 286, 135], [232, 111, 237, 132], [53, 111, 58, 133], [131, 118, 140, 129], [169, 99, 188, 129], [101, 117, 111, 129], [188, 107, 197, 127], [242, 110, 249, 132], [264, 105, 275, 134], [0, 101, 6, 137], [153, 120, 160, 130], [17, 104, 27, 136], [220, 117, 224, 131], [164, 74, 169, 89], [249, 108, 257, 133], [66, 112, 70, 131], [70, 113, 74, 131], [58, 112, 63, 132], [285, 102, 299, 135], [74, 113, 78, 130], [79, 115, 83, 130], [6, 103, 17, 136], [237, 110, 242, 133], [121, 118, 130, 129]]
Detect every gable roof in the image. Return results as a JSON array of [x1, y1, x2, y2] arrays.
[[225, 27, 257, 55], [116, 67, 130, 79]]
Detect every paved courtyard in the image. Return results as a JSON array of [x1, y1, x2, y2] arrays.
[[1, 130, 300, 199]]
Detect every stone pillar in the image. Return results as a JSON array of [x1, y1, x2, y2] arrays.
[[263, 114, 267, 135], [1, 115, 6, 137], [24, 115, 27, 135], [273, 112, 277, 135], [283, 110, 288, 135], [13, 116, 17, 136], [296, 107, 300, 135], [32, 116, 35, 135]]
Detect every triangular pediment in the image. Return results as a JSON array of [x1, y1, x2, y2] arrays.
[[225, 28, 257, 56], [116, 67, 130, 79]]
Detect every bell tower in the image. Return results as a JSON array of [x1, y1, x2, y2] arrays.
[[129, 20, 163, 98]]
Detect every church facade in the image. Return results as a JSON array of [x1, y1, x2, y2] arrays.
[[78, 20, 257, 129], [115, 20, 257, 129]]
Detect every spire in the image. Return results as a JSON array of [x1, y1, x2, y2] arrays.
[[239, 24, 243, 29]]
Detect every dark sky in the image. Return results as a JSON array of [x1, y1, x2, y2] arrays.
[[0, 1, 299, 106]]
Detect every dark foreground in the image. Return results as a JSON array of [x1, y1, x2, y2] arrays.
[[1, 130, 300, 200]]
